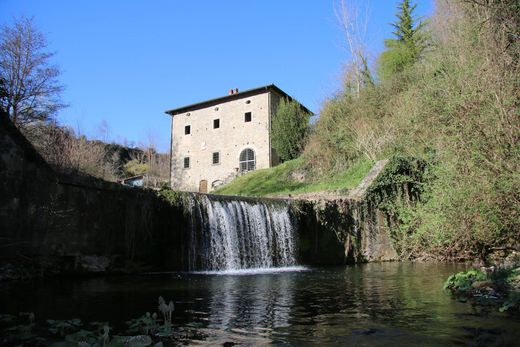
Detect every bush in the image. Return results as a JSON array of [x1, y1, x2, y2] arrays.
[[301, 0, 519, 259], [444, 269, 486, 293], [445, 266, 520, 312], [272, 98, 311, 161]]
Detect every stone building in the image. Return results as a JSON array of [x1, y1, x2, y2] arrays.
[[165, 84, 311, 193]]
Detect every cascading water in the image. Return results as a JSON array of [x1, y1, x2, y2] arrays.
[[185, 194, 298, 272]]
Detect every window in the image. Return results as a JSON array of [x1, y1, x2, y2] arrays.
[[212, 152, 220, 165], [183, 157, 190, 169], [213, 119, 220, 129], [244, 112, 252, 122], [184, 125, 191, 135], [239, 148, 255, 172]]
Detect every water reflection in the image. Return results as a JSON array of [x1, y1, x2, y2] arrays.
[[1, 263, 519, 346], [203, 272, 295, 344]]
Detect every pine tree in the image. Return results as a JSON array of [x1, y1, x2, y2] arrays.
[[378, 0, 427, 81], [391, 0, 426, 57]]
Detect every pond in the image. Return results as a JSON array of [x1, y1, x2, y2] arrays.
[[1, 262, 519, 346]]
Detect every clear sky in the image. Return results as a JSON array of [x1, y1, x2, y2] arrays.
[[0, 0, 434, 151]]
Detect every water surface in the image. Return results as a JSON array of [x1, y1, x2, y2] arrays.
[[1, 262, 518, 346]]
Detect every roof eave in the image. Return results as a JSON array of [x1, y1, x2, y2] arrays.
[[164, 84, 313, 116]]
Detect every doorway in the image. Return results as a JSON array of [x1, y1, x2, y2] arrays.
[[199, 180, 208, 193]]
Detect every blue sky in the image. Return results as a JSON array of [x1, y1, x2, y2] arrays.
[[0, 0, 434, 151]]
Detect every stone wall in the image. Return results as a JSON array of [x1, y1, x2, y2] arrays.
[[292, 159, 399, 265], [0, 115, 191, 279], [293, 198, 398, 266]]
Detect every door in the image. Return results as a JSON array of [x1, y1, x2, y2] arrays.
[[199, 180, 208, 193]]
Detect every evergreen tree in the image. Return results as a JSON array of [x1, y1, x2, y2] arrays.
[[360, 55, 374, 89], [271, 98, 310, 162], [392, 0, 427, 56], [378, 0, 427, 81]]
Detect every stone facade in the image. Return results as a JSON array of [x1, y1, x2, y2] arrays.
[[167, 85, 307, 192]]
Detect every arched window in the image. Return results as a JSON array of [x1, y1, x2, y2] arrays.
[[239, 148, 256, 172]]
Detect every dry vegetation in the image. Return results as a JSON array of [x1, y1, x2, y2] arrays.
[[22, 122, 170, 185], [303, 0, 519, 259]]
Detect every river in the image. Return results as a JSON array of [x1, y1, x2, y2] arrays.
[[1, 262, 519, 346]]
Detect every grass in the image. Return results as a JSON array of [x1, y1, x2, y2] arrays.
[[213, 157, 374, 197]]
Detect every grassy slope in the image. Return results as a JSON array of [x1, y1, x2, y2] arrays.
[[213, 158, 373, 197]]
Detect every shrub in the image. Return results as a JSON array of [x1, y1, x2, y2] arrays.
[[443, 269, 486, 293], [301, 0, 519, 259], [272, 98, 311, 161]]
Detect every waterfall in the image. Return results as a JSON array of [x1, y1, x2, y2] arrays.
[[185, 194, 297, 272]]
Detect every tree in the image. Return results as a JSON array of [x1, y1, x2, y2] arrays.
[[391, 0, 426, 50], [378, 0, 427, 81], [22, 122, 117, 181], [335, 0, 374, 97], [272, 98, 311, 162], [0, 17, 65, 128]]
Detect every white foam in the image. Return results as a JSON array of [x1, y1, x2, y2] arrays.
[[192, 266, 309, 276], [187, 195, 298, 271]]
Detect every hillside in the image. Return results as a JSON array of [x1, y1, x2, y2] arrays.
[[215, 0, 519, 260], [213, 158, 373, 197]]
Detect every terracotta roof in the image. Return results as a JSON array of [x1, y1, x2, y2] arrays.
[[164, 84, 313, 116]]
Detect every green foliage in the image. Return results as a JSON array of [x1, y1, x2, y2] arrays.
[[500, 292, 520, 313], [157, 188, 188, 206], [303, 0, 519, 259], [445, 265, 520, 313], [213, 158, 373, 197], [377, 40, 417, 81], [359, 55, 374, 89], [214, 159, 305, 196], [126, 313, 158, 335], [155, 324, 173, 338], [444, 269, 486, 292], [64, 329, 98, 344], [123, 159, 149, 177], [1, 296, 173, 346], [378, 0, 427, 81], [391, 0, 426, 48], [47, 318, 82, 337], [5, 322, 36, 344], [0, 312, 41, 346], [272, 98, 311, 161], [366, 155, 428, 214]]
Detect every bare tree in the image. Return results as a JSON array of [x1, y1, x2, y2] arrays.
[[335, 0, 373, 96], [96, 120, 111, 143], [0, 17, 65, 128], [22, 122, 117, 181], [137, 133, 170, 187]]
